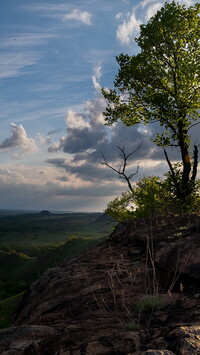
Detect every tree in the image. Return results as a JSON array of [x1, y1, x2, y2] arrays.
[[103, 1, 200, 206]]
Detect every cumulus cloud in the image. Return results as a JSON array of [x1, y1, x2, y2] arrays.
[[115, 1, 162, 46], [63, 9, 92, 25], [116, 0, 195, 47], [48, 117, 106, 154], [0, 166, 27, 184], [65, 110, 91, 130], [47, 94, 164, 185], [48, 67, 108, 155], [116, 12, 141, 45], [0, 123, 38, 155], [144, 2, 162, 20]]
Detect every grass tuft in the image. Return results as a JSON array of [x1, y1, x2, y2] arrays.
[[136, 296, 164, 313]]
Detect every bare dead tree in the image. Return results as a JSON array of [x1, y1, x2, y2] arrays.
[[100, 141, 143, 193]]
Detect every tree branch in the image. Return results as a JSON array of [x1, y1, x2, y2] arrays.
[[164, 149, 178, 190], [100, 142, 143, 193]]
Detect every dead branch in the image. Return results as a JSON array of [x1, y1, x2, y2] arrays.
[[100, 142, 143, 193]]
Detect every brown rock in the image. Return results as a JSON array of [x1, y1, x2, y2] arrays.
[[0, 214, 200, 354], [170, 325, 200, 354], [145, 351, 176, 355], [155, 235, 200, 281]]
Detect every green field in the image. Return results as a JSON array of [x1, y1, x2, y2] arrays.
[[0, 211, 112, 254], [0, 211, 114, 328]]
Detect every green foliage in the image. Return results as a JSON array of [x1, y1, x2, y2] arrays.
[[67, 234, 79, 242], [0, 292, 24, 329], [103, 1, 200, 132], [133, 176, 169, 218], [0, 212, 114, 255], [105, 175, 200, 220], [164, 164, 200, 211], [105, 191, 135, 221], [136, 296, 164, 313], [126, 322, 140, 331], [0, 279, 26, 301], [0, 212, 113, 306], [105, 176, 169, 220], [103, 1, 200, 204]]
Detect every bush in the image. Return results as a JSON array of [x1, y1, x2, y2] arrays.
[[104, 191, 135, 221], [105, 175, 200, 220]]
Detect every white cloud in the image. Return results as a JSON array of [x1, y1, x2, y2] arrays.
[[0, 123, 38, 155], [65, 110, 91, 130], [144, 2, 162, 21], [92, 65, 102, 92], [140, 0, 159, 8], [116, 12, 122, 20], [63, 9, 92, 25], [0, 52, 40, 79], [116, 12, 141, 45], [85, 97, 106, 125], [116, 0, 196, 47], [0, 166, 27, 184], [177, 0, 194, 5]]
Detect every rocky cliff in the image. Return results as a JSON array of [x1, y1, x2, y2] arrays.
[[0, 214, 200, 354]]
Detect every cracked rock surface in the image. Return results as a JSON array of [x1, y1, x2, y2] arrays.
[[0, 214, 199, 354]]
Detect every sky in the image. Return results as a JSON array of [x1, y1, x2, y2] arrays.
[[0, 0, 199, 212]]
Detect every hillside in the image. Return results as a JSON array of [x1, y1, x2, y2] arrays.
[[0, 214, 200, 354], [0, 212, 114, 327]]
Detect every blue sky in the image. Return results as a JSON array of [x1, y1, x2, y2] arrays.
[[0, 0, 199, 212]]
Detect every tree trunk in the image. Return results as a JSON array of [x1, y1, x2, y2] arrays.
[[164, 149, 181, 197], [177, 120, 191, 199], [191, 145, 198, 182]]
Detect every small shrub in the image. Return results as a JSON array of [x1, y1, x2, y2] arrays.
[[67, 235, 79, 242], [126, 322, 140, 331], [136, 296, 164, 313]]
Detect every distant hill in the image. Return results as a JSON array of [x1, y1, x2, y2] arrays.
[[39, 210, 52, 216], [93, 213, 116, 224]]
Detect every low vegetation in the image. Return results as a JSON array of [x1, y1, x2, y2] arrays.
[[0, 293, 24, 329], [105, 175, 200, 221], [136, 296, 164, 313]]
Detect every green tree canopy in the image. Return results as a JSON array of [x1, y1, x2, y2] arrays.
[[103, 1, 200, 204]]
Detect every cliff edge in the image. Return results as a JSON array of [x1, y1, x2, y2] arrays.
[[0, 214, 200, 354]]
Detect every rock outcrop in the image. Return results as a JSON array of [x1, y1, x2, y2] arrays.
[[0, 214, 199, 354]]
